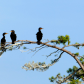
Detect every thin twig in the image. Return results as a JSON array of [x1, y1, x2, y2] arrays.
[[47, 50, 59, 57]]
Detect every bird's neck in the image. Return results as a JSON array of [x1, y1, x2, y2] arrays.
[[39, 30, 41, 32], [12, 32, 14, 34], [3, 36, 5, 38]]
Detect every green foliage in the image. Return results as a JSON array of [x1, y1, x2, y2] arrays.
[[68, 79, 81, 84], [67, 68, 72, 73], [38, 62, 41, 65], [74, 52, 79, 56], [49, 76, 55, 82], [75, 42, 79, 44], [74, 42, 79, 49], [51, 35, 70, 45], [51, 76, 55, 79], [73, 66, 78, 71], [57, 35, 70, 45], [38, 62, 45, 66], [67, 64, 84, 83], [23, 47, 27, 49], [67, 66, 78, 73], [41, 62, 45, 66], [49, 49, 84, 84], [80, 58, 83, 61], [56, 40, 60, 44], [82, 61, 84, 65], [79, 58, 84, 65], [49, 63, 84, 83], [49, 73, 65, 83], [49, 35, 84, 84]]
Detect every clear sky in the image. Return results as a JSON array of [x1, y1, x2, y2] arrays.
[[0, 0, 84, 84]]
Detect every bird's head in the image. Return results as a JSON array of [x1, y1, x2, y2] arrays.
[[3, 33, 8, 36], [10, 30, 15, 33], [39, 27, 43, 31]]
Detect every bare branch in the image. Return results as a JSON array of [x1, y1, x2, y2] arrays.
[[32, 45, 46, 56], [77, 55, 84, 59], [46, 50, 59, 57], [53, 51, 64, 63], [0, 40, 84, 70]]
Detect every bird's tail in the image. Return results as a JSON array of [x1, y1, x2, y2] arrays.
[[1, 44, 6, 51], [12, 41, 14, 44], [37, 41, 40, 45]]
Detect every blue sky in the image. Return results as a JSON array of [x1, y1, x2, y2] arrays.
[[0, 0, 84, 84]]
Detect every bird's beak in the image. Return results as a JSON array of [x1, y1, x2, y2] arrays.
[[5, 33, 8, 34], [10, 31, 12, 32], [40, 28, 43, 30]]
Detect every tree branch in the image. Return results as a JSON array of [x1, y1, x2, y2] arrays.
[[0, 40, 84, 70], [60, 68, 82, 83]]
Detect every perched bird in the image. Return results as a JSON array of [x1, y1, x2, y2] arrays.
[[10, 30, 17, 44], [36, 27, 43, 45], [1, 33, 8, 51]]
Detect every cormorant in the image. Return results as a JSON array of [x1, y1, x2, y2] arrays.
[[36, 27, 43, 45], [1, 33, 8, 51], [10, 30, 17, 44]]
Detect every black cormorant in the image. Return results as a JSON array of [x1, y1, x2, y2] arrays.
[[1, 33, 8, 51], [36, 27, 43, 45], [10, 30, 17, 44]]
